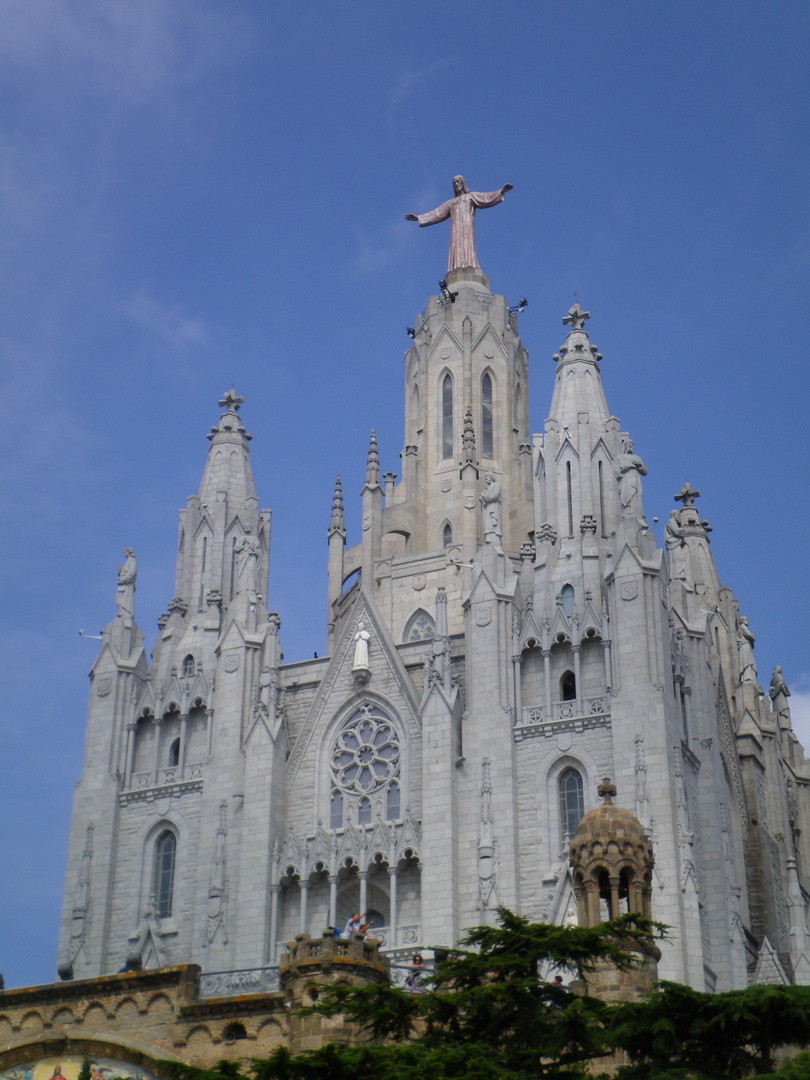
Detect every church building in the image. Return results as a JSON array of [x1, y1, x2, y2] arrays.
[[57, 244, 810, 996]]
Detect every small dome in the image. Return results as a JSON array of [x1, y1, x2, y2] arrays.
[[573, 801, 650, 850]]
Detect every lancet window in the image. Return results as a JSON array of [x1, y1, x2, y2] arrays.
[[329, 703, 401, 827], [153, 830, 177, 918], [181, 654, 195, 677], [442, 374, 453, 459], [481, 373, 493, 458], [442, 522, 453, 547], [561, 584, 575, 616], [558, 768, 585, 841]]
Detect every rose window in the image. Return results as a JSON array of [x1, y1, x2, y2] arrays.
[[331, 706, 400, 795]]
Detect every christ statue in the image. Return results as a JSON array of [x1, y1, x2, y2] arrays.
[[406, 176, 513, 272]]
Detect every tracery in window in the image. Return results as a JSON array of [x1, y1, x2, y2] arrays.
[[404, 609, 434, 642], [329, 704, 401, 828], [181, 654, 195, 677], [481, 373, 493, 458], [559, 768, 584, 841], [153, 830, 176, 919], [442, 374, 453, 459]]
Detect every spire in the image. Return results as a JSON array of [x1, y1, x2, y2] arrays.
[[548, 304, 610, 427], [365, 428, 380, 487], [329, 475, 345, 535], [462, 406, 476, 464], [198, 389, 257, 507]]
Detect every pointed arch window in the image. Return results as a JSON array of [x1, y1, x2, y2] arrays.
[[358, 796, 372, 826], [442, 374, 453, 459], [561, 584, 575, 617], [386, 781, 400, 821], [561, 670, 576, 702], [181, 654, 195, 677], [168, 738, 180, 768], [559, 768, 585, 841], [153, 830, 176, 919], [404, 609, 434, 642], [330, 789, 343, 830], [442, 522, 453, 547], [481, 373, 493, 458]]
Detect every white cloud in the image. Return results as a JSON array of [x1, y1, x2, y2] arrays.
[[789, 683, 810, 753], [0, 0, 248, 105], [121, 290, 210, 351]]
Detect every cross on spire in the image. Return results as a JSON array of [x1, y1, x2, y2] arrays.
[[598, 777, 616, 804], [674, 481, 700, 507], [219, 389, 243, 414], [563, 303, 590, 332]]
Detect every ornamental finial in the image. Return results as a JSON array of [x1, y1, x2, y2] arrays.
[[218, 388, 243, 414], [563, 303, 590, 332], [674, 481, 700, 507]]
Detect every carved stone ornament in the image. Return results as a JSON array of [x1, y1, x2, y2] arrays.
[[621, 582, 638, 601], [223, 651, 241, 673], [96, 676, 112, 697]]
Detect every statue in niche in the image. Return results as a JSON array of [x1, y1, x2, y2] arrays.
[[406, 175, 513, 273], [234, 526, 260, 598], [115, 547, 137, 618], [770, 666, 792, 728], [479, 471, 502, 542], [664, 510, 687, 580], [614, 438, 647, 517], [737, 616, 757, 683], [352, 622, 371, 671]]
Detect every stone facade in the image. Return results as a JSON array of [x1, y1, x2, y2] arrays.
[[56, 266, 810, 1010], [0, 935, 388, 1073]]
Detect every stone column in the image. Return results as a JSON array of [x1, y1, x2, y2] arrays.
[[124, 722, 136, 788], [602, 638, 613, 693], [609, 875, 620, 919], [359, 870, 368, 916], [572, 646, 581, 710], [388, 866, 398, 947], [682, 687, 693, 744], [151, 717, 162, 785], [299, 880, 309, 935], [512, 653, 522, 725], [329, 875, 338, 929], [269, 884, 281, 963], [206, 707, 214, 760], [543, 650, 552, 718], [179, 713, 188, 773]]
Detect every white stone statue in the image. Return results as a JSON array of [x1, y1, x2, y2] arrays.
[[770, 666, 792, 728], [234, 526, 260, 598], [115, 547, 137, 618], [664, 510, 687, 580], [406, 176, 513, 273], [614, 438, 647, 517], [737, 616, 757, 683], [479, 472, 502, 542], [352, 622, 371, 671]]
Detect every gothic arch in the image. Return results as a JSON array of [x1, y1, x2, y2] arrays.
[[315, 694, 410, 836], [130, 810, 192, 931], [480, 368, 496, 460], [403, 608, 435, 642], [544, 752, 597, 858], [437, 368, 455, 462]]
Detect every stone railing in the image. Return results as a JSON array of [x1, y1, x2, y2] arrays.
[[129, 763, 205, 790], [515, 696, 611, 741], [198, 966, 280, 999]]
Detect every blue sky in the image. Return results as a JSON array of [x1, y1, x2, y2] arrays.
[[1, 1, 809, 989]]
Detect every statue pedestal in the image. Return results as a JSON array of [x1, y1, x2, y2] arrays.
[[446, 267, 490, 290]]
